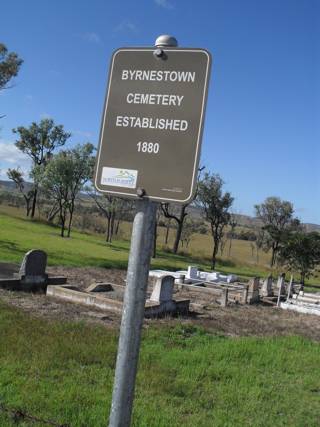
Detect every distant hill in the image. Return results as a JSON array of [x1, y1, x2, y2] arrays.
[[0, 180, 16, 191], [1, 179, 319, 231], [304, 223, 320, 232], [0, 179, 33, 192]]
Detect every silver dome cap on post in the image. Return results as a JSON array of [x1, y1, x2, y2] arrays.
[[155, 35, 178, 47]]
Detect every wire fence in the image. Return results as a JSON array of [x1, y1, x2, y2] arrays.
[[0, 402, 70, 427]]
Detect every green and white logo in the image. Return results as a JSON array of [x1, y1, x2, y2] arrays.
[[101, 167, 138, 188]]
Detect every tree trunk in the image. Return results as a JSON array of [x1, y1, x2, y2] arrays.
[[173, 222, 183, 254], [25, 198, 31, 217], [106, 217, 111, 242], [172, 205, 187, 253], [67, 201, 75, 237], [211, 238, 219, 270], [60, 209, 66, 237], [47, 205, 60, 223], [110, 211, 116, 241], [270, 246, 276, 267], [165, 223, 170, 244], [115, 219, 121, 235], [228, 238, 232, 257], [211, 247, 216, 270], [31, 186, 38, 218], [152, 221, 157, 258]]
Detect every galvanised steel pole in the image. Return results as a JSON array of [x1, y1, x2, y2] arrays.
[[108, 199, 157, 427], [108, 35, 178, 427]]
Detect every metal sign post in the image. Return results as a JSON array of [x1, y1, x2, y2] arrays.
[[108, 35, 181, 427], [93, 34, 211, 427], [108, 199, 157, 427]]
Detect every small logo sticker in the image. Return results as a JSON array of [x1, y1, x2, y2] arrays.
[[101, 167, 138, 189]]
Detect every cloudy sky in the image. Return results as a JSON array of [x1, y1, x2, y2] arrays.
[[1, 0, 319, 223]]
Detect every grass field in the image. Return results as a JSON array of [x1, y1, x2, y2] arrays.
[[0, 207, 270, 279], [1, 206, 319, 284], [0, 301, 319, 427]]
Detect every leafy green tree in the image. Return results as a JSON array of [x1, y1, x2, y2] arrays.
[[38, 143, 95, 237], [197, 173, 234, 269], [254, 197, 301, 267], [278, 231, 320, 284], [13, 119, 71, 217], [0, 43, 23, 118], [6, 168, 34, 216]]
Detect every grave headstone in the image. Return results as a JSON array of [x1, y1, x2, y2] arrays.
[[150, 275, 174, 303], [247, 277, 260, 303], [19, 249, 48, 285], [261, 275, 273, 297], [187, 266, 198, 280], [276, 274, 285, 294], [220, 288, 228, 307]]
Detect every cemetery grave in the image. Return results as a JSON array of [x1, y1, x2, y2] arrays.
[[0, 250, 319, 322], [0, 249, 67, 291], [46, 274, 190, 318], [1, 260, 320, 341]]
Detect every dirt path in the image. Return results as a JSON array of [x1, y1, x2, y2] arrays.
[[1, 264, 319, 340]]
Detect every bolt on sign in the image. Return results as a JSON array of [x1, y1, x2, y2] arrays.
[[94, 47, 211, 203]]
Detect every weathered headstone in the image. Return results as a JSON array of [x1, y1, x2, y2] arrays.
[[150, 275, 174, 303], [276, 274, 285, 294], [247, 277, 260, 303], [0, 250, 67, 291], [187, 266, 198, 280], [261, 275, 273, 297], [19, 249, 48, 285], [220, 288, 228, 307]]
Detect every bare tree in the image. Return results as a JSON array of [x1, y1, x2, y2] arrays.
[[180, 217, 198, 249], [87, 191, 132, 243], [161, 203, 188, 253]]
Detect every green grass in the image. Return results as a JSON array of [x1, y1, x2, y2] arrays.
[[1, 207, 319, 283], [0, 210, 271, 280], [0, 301, 319, 427]]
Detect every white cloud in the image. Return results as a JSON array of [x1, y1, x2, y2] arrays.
[[82, 32, 101, 44], [0, 140, 32, 180], [155, 0, 174, 9], [114, 20, 138, 34]]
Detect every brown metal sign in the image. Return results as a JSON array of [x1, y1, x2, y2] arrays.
[[94, 47, 211, 203]]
